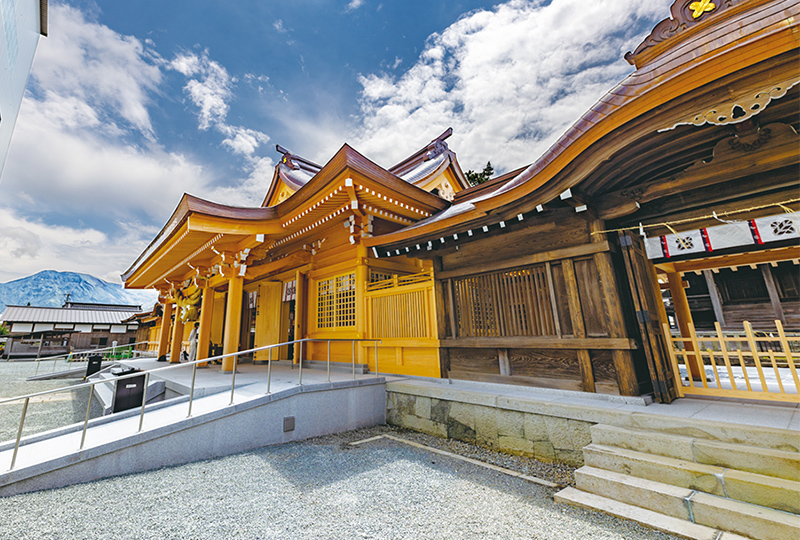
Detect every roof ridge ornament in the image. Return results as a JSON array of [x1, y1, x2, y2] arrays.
[[689, 0, 716, 19], [424, 127, 453, 161], [624, 0, 737, 68]]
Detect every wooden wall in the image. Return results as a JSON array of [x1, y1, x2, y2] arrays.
[[435, 210, 649, 396]]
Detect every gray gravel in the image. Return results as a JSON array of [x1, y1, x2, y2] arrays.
[[0, 424, 679, 540]]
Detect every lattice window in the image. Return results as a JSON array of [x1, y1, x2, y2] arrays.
[[452, 264, 558, 338], [370, 271, 394, 283], [317, 272, 356, 328]]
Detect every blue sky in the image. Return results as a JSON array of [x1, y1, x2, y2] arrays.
[[0, 0, 671, 284]]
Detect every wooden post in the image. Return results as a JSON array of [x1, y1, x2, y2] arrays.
[[561, 259, 596, 393], [703, 270, 726, 328], [356, 245, 368, 366], [293, 269, 305, 364], [498, 348, 511, 376], [157, 303, 173, 359], [594, 251, 640, 396], [169, 308, 185, 363], [760, 264, 786, 324], [197, 286, 214, 367], [433, 257, 450, 377], [666, 271, 703, 379], [222, 275, 243, 372]]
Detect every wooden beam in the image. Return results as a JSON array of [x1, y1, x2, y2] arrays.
[[437, 241, 611, 280], [596, 126, 799, 220], [441, 337, 637, 350], [664, 246, 800, 274]]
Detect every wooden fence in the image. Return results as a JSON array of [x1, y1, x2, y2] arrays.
[[663, 320, 800, 402], [366, 271, 434, 339]]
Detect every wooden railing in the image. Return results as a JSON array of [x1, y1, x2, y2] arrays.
[[663, 320, 800, 403], [366, 271, 434, 339]]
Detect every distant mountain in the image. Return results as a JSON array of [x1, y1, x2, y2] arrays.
[[0, 271, 158, 313]]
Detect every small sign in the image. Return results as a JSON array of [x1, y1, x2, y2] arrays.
[[283, 280, 296, 302]]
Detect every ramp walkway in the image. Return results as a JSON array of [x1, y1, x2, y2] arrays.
[[0, 340, 387, 497]]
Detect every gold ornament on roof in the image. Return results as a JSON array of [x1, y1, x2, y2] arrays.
[[688, 0, 716, 19]]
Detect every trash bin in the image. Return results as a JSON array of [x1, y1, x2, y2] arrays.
[[111, 367, 146, 413], [85, 354, 103, 378]]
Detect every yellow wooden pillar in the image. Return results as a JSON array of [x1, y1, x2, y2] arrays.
[[222, 275, 243, 372], [355, 243, 368, 366], [666, 271, 703, 379], [157, 302, 173, 360], [293, 269, 305, 364], [169, 305, 185, 363], [197, 286, 214, 367]]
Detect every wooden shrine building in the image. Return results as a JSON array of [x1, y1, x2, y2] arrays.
[[123, 129, 470, 375], [124, 1, 800, 404]]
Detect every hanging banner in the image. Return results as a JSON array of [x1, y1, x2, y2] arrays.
[[283, 280, 296, 302], [644, 213, 798, 260]]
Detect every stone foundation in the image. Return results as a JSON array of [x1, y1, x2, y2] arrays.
[[387, 388, 593, 467]]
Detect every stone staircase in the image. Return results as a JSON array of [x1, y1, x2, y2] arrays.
[[555, 423, 800, 540]]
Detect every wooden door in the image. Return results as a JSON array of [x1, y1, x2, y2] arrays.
[[618, 231, 677, 403], [254, 282, 282, 362]]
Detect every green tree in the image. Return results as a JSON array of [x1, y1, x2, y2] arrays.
[[0, 323, 8, 336], [465, 161, 494, 186]]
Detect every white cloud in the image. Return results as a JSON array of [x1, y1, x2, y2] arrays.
[[2, 93, 210, 221], [346, 0, 365, 12], [169, 50, 270, 160], [0, 208, 155, 284], [30, 4, 162, 139], [352, 0, 671, 172], [273, 19, 287, 33], [206, 156, 275, 207], [170, 51, 232, 130]]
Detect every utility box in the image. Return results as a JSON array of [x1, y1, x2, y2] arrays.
[[85, 355, 103, 378], [111, 367, 145, 413]]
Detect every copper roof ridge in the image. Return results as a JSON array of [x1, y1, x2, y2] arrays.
[[388, 127, 453, 174]]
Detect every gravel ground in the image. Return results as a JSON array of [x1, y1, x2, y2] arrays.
[[0, 360, 102, 443], [0, 425, 679, 540]]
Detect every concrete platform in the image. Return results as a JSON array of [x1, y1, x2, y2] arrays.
[[116, 357, 388, 398], [0, 361, 388, 497]]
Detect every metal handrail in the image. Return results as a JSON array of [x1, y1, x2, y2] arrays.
[[32, 341, 154, 376], [4, 337, 381, 471]]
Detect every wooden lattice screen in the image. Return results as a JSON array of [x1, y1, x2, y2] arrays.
[[367, 271, 433, 339], [452, 264, 560, 338], [317, 273, 356, 328]]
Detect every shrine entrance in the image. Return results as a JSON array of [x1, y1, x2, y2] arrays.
[[654, 245, 800, 403]]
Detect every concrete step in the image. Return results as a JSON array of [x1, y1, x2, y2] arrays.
[[620, 414, 800, 453], [554, 486, 750, 540], [689, 491, 800, 540], [583, 444, 800, 513], [575, 466, 694, 521], [591, 424, 800, 481]]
